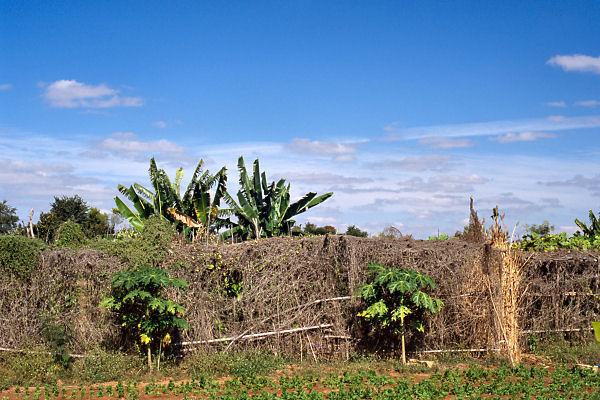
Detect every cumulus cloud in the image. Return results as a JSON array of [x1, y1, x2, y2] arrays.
[[419, 137, 474, 149], [575, 100, 600, 108], [153, 120, 168, 129], [493, 131, 557, 143], [547, 54, 600, 75], [42, 80, 143, 108], [287, 138, 361, 161], [0, 83, 12, 92], [545, 101, 567, 108]]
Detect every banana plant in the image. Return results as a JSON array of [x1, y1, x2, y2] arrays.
[[575, 210, 600, 239], [222, 156, 333, 240], [114, 157, 229, 239]]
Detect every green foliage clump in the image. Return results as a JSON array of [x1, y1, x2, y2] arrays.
[[55, 220, 87, 248], [0, 235, 45, 279], [71, 348, 143, 383], [517, 232, 600, 251], [518, 210, 600, 251], [92, 216, 175, 268], [100, 266, 189, 370], [0, 199, 19, 234], [345, 225, 368, 237], [358, 264, 443, 364]]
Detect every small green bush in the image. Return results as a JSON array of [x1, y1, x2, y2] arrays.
[[55, 220, 86, 247], [91, 216, 175, 268], [71, 348, 143, 383], [0, 235, 45, 279]]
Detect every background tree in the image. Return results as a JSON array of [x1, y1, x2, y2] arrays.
[[36, 196, 110, 242], [36, 195, 90, 242], [524, 220, 554, 237], [345, 225, 368, 237], [85, 207, 111, 237], [304, 222, 337, 235], [0, 200, 19, 234], [377, 225, 403, 239]]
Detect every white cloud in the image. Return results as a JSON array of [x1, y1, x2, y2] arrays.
[[547, 54, 600, 75], [366, 155, 455, 172], [397, 174, 489, 193], [153, 120, 168, 129], [493, 131, 557, 143], [0, 83, 12, 92], [42, 80, 143, 108], [384, 115, 600, 141], [98, 132, 184, 156], [575, 100, 600, 108], [546, 101, 567, 108], [419, 137, 474, 149], [287, 138, 362, 161], [275, 172, 373, 185]]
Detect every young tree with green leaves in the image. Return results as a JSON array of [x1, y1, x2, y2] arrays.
[[358, 264, 443, 364], [100, 267, 189, 370]]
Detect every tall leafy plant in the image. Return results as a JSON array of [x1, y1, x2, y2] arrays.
[[114, 158, 229, 239], [100, 267, 188, 371], [575, 210, 600, 239], [358, 263, 443, 364], [223, 156, 333, 240]]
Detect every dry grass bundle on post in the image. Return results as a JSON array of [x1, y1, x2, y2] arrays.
[[489, 206, 522, 365]]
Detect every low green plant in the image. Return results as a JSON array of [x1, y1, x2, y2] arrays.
[[358, 264, 444, 364], [0, 348, 60, 386], [40, 317, 72, 369], [71, 348, 143, 383], [0, 235, 45, 279], [100, 267, 189, 370], [427, 233, 449, 241]]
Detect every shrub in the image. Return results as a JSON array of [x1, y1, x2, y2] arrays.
[[55, 220, 87, 247], [0, 235, 45, 279], [101, 266, 188, 370], [91, 216, 175, 268], [358, 264, 443, 364]]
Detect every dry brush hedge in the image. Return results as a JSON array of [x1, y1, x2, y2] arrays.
[[0, 235, 598, 358]]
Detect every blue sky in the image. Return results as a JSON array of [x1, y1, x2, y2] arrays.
[[1, 1, 599, 237]]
